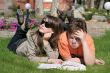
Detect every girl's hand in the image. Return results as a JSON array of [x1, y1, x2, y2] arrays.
[[43, 32, 53, 40], [74, 30, 86, 41], [67, 58, 81, 63], [48, 59, 63, 64]]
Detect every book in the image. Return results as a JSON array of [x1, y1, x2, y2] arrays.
[[37, 61, 86, 71]]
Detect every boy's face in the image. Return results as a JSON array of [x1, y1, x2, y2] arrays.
[[68, 33, 81, 49]]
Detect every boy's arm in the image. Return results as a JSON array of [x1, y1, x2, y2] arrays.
[[74, 30, 95, 65], [81, 34, 95, 65], [58, 39, 72, 60]]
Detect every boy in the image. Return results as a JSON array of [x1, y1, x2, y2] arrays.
[[58, 18, 104, 65]]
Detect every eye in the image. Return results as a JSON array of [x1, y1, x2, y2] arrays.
[[41, 20, 45, 24], [69, 36, 74, 39], [45, 22, 51, 28], [75, 37, 80, 41]]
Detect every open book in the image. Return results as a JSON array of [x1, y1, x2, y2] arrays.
[[37, 61, 86, 71]]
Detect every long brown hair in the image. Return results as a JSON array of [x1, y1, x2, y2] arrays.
[[38, 15, 64, 50]]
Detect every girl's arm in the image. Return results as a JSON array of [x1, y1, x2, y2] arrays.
[[43, 40, 58, 59]]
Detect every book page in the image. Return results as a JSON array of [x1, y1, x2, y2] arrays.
[[38, 63, 62, 69], [37, 61, 86, 71]]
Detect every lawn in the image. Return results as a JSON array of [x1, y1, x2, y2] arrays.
[[0, 31, 110, 73]]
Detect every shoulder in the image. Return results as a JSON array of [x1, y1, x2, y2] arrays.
[[85, 33, 94, 44], [59, 32, 67, 39], [59, 32, 68, 43], [86, 33, 93, 40]]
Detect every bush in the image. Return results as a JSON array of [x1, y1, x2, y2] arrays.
[[0, 12, 4, 17], [105, 15, 110, 23], [86, 8, 97, 14], [83, 12, 93, 20]]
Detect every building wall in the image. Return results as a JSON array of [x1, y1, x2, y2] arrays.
[[0, 0, 52, 13], [44, 2, 52, 11], [15, 0, 52, 10], [0, 0, 5, 10]]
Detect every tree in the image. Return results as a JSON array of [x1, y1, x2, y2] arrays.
[[4, 0, 14, 17], [91, 0, 95, 8], [99, 0, 105, 9], [51, 0, 59, 16], [35, 0, 44, 16]]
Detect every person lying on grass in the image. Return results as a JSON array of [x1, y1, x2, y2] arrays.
[[58, 18, 105, 65], [7, 15, 64, 64]]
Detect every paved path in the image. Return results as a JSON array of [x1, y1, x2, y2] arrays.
[[0, 21, 110, 38]]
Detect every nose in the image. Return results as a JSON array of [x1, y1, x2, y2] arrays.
[[39, 25, 42, 28], [39, 24, 44, 27], [72, 38, 77, 44]]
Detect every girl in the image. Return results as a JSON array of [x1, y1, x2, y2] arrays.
[[8, 15, 64, 64]]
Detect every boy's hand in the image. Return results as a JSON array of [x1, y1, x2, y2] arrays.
[[95, 59, 105, 65], [74, 30, 86, 41]]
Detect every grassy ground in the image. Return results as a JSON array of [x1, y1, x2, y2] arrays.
[[0, 31, 110, 73]]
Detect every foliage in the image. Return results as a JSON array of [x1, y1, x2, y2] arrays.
[[86, 8, 107, 15], [86, 8, 98, 14], [0, 18, 39, 31], [83, 12, 93, 20], [0, 12, 4, 17], [105, 14, 110, 23], [97, 9, 107, 15], [105, 14, 110, 19], [0, 19, 17, 31], [83, 8, 107, 20]]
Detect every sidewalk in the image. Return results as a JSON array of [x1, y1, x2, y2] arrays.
[[0, 21, 110, 38]]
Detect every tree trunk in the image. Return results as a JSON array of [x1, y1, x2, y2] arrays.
[[51, 0, 59, 16], [35, 0, 43, 16], [84, 0, 91, 9], [90, 0, 95, 8], [74, 0, 78, 6], [4, 0, 13, 17], [98, 0, 105, 9]]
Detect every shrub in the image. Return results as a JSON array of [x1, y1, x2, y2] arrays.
[[83, 12, 93, 20], [105, 15, 110, 23]]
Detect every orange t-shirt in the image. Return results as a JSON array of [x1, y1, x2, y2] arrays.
[[58, 32, 95, 60]]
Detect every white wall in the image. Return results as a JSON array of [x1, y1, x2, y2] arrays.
[[43, 0, 52, 2]]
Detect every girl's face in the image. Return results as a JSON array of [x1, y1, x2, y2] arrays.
[[39, 23, 53, 34], [68, 33, 81, 49]]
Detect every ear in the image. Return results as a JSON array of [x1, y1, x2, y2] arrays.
[[51, 31, 54, 34]]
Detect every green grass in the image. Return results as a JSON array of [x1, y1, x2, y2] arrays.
[[0, 31, 110, 73]]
